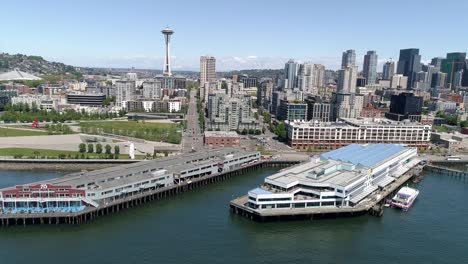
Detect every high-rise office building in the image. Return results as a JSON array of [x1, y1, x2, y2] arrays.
[[356, 77, 367, 87], [278, 100, 308, 121], [396, 48, 421, 89], [334, 63, 361, 120], [431, 72, 447, 88], [363, 51, 378, 85], [453, 70, 463, 88], [200, 56, 216, 86], [385, 92, 423, 121], [441, 52, 466, 89], [382, 61, 395, 80], [305, 96, 332, 122], [337, 66, 358, 93], [425, 65, 439, 89], [390, 74, 408, 89], [463, 60, 468, 87], [257, 80, 274, 111], [431, 57, 443, 68], [238, 75, 258, 88], [332, 93, 364, 120], [298, 63, 325, 94], [341, 49, 356, 68], [283, 59, 299, 89]]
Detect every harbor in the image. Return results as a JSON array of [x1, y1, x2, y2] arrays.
[[0, 160, 466, 264]]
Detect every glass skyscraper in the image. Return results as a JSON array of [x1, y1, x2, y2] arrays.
[[363, 51, 378, 85], [396, 48, 421, 89], [441, 52, 466, 89]]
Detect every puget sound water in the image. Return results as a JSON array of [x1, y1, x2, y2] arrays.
[[0, 168, 467, 264]]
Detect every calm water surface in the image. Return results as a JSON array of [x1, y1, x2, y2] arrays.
[[0, 168, 467, 264]]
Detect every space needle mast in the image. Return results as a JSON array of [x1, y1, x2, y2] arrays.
[[161, 27, 174, 76]]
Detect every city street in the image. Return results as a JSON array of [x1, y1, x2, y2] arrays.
[[182, 89, 204, 153]]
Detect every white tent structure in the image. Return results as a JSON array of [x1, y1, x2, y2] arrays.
[[0, 69, 42, 81]]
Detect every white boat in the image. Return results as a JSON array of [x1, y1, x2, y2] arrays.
[[391, 187, 419, 211]]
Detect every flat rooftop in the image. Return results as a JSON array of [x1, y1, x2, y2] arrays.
[[4, 148, 255, 191], [287, 118, 431, 128], [267, 159, 363, 187], [204, 131, 240, 138], [321, 144, 406, 168], [266, 144, 411, 188]]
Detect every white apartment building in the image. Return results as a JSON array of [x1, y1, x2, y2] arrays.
[[115, 80, 136, 107], [142, 81, 162, 99]]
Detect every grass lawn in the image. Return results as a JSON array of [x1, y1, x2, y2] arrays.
[[0, 148, 144, 160], [433, 125, 452, 133], [80, 121, 182, 144], [0, 127, 49, 137]]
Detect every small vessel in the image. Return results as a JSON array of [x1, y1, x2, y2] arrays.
[[391, 187, 419, 211]]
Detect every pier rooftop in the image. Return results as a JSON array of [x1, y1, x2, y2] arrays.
[[0, 148, 261, 218], [232, 144, 421, 219]]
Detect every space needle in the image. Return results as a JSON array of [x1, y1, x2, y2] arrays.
[[161, 27, 174, 76]]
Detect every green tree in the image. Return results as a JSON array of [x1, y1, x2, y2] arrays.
[[274, 122, 287, 141], [105, 144, 112, 155], [96, 143, 103, 154], [79, 143, 86, 153], [114, 145, 120, 155], [87, 143, 94, 153]]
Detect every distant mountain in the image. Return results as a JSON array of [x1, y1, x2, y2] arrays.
[[0, 52, 81, 77]]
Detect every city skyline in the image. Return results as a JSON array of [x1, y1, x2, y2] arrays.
[[1, 0, 468, 71]]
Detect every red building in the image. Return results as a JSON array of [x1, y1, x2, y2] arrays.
[[360, 105, 384, 118], [204, 131, 240, 148], [1, 183, 85, 199]]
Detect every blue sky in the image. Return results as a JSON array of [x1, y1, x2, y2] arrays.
[[1, 0, 467, 71]]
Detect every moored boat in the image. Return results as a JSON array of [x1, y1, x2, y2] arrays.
[[391, 187, 419, 211]]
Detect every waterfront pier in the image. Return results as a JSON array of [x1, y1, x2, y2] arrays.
[[230, 144, 425, 221], [0, 149, 298, 226]]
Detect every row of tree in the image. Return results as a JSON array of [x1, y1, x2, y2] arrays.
[[44, 123, 73, 134], [78, 143, 120, 156], [1, 102, 126, 123], [197, 97, 205, 131]]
